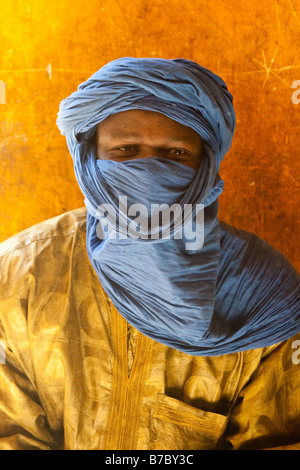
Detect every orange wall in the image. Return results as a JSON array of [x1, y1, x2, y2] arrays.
[[0, 0, 299, 270]]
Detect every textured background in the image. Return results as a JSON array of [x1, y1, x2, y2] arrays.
[[0, 0, 299, 270]]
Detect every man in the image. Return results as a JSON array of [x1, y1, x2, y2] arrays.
[[0, 57, 299, 450]]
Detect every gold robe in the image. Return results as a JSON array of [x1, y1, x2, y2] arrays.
[[0, 207, 299, 450]]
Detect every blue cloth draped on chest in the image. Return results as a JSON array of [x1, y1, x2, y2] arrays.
[[57, 57, 300, 355]]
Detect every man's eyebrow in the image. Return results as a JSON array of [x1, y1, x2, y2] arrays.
[[103, 132, 143, 141], [100, 133, 197, 145]]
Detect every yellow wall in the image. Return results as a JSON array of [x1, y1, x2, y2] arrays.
[[0, 0, 299, 270]]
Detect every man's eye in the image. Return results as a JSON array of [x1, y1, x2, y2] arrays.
[[166, 148, 189, 156], [116, 145, 137, 152]]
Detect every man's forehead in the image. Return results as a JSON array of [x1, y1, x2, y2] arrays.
[[96, 110, 202, 144], [97, 132, 199, 147]]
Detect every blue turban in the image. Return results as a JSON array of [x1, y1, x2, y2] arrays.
[[57, 57, 300, 355]]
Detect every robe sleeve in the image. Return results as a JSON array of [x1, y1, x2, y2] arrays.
[[224, 332, 300, 450], [0, 329, 59, 449], [0, 240, 62, 450]]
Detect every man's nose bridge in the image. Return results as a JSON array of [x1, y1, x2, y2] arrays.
[[138, 145, 159, 159]]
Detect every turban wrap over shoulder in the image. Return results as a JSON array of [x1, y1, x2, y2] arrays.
[[57, 57, 300, 355]]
